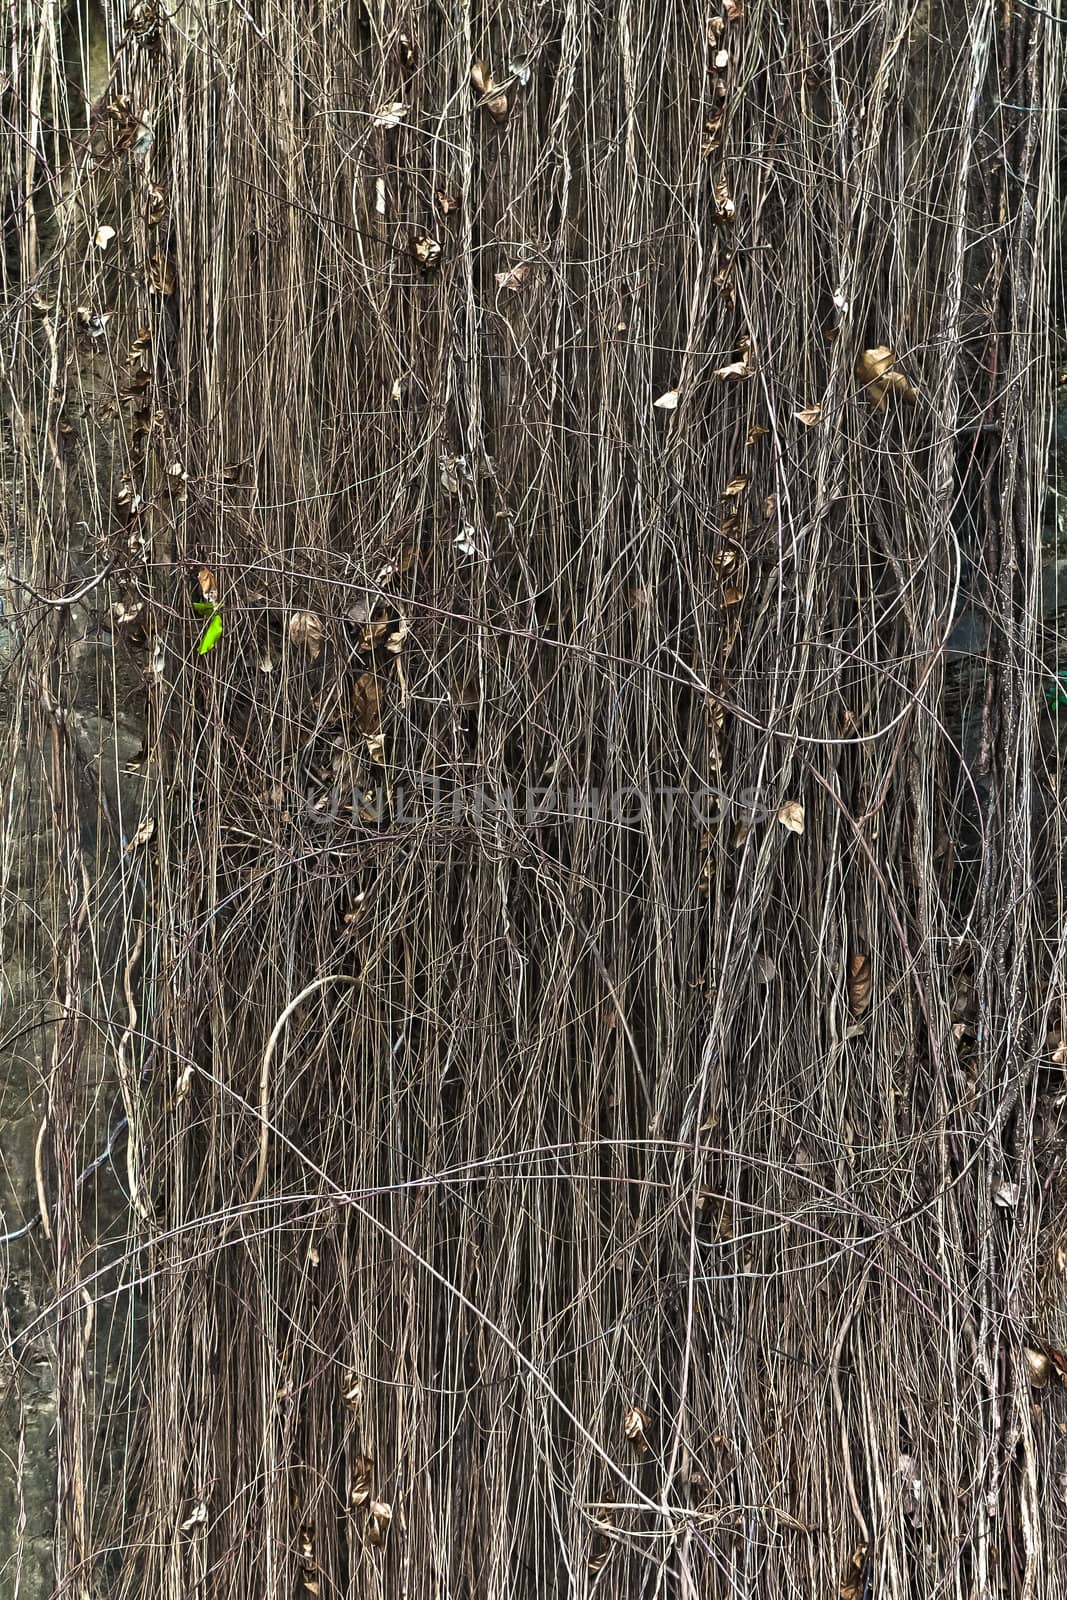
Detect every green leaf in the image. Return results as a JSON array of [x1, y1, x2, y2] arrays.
[[197, 613, 224, 655], [192, 599, 216, 615]]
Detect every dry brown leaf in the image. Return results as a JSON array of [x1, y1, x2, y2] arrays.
[[722, 586, 744, 606], [289, 611, 324, 660], [701, 113, 725, 159], [145, 184, 167, 225], [495, 262, 530, 292], [366, 1501, 392, 1545], [848, 952, 872, 1015], [746, 423, 768, 444], [841, 1546, 869, 1600], [354, 673, 381, 734], [341, 1373, 363, 1409], [723, 474, 749, 497], [1052, 1039, 1067, 1066], [623, 1404, 650, 1453], [412, 234, 441, 268], [714, 359, 751, 381], [723, 0, 743, 17], [1024, 1347, 1051, 1388], [95, 223, 116, 249], [883, 369, 918, 403], [714, 48, 730, 70], [372, 100, 407, 128], [654, 388, 681, 411], [763, 494, 777, 519], [856, 345, 896, 386], [470, 60, 508, 122], [857, 346, 917, 410], [794, 403, 822, 426], [128, 816, 156, 850], [147, 253, 174, 295], [350, 1455, 374, 1507], [712, 169, 735, 221], [197, 567, 219, 605], [777, 800, 804, 835], [437, 190, 459, 215]]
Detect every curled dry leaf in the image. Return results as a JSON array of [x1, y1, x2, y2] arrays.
[[857, 345, 918, 411], [495, 262, 530, 292], [412, 234, 441, 268], [714, 359, 751, 381], [95, 224, 116, 249], [723, 474, 749, 497], [1024, 1347, 1051, 1388], [113, 597, 145, 626], [127, 816, 156, 850], [746, 422, 768, 444], [777, 800, 804, 835], [146, 183, 167, 225], [366, 1500, 392, 1545], [993, 1179, 1019, 1209], [197, 567, 219, 604], [147, 253, 174, 294], [470, 60, 508, 122], [794, 403, 822, 426], [841, 1546, 869, 1600], [623, 1404, 650, 1453], [654, 388, 681, 411], [1053, 1039, 1067, 1066], [289, 611, 324, 660], [341, 1372, 363, 1409], [589, 1509, 616, 1573], [702, 111, 725, 159], [350, 1455, 374, 1507], [848, 952, 872, 1015], [712, 169, 735, 221], [723, 0, 743, 17], [372, 100, 407, 128], [354, 673, 381, 735], [437, 189, 459, 215]]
